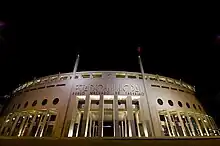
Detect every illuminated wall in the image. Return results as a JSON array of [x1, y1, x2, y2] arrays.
[[0, 71, 219, 137]]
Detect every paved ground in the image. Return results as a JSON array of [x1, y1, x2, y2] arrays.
[[0, 136, 220, 146]]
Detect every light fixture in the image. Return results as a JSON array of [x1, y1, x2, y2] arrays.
[[131, 96, 140, 100], [77, 96, 86, 100], [118, 95, 127, 100], [104, 95, 113, 100], [90, 95, 100, 100], [38, 115, 41, 117]]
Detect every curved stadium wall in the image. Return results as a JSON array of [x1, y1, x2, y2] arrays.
[[0, 71, 219, 138]]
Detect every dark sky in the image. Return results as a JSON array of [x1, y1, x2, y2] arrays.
[[0, 7, 220, 126]]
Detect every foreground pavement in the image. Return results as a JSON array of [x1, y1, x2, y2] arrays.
[[0, 136, 220, 146]]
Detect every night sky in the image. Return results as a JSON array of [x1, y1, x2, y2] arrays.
[[0, 7, 220, 126]]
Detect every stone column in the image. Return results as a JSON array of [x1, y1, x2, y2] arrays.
[[166, 111, 176, 136], [139, 97, 150, 137], [9, 113, 21, 136], [177, 111, 187, 136], [98, 95, 104, 137], [126, 96, 136, 137], [113, 95, 119, 137], [80, 95, 91, 137], [26, 113, 37, 136], [192, 113, 203, 136], [67, 96, 78, 137], [0, 113, 12, 134], [186, 113, 196, 136]]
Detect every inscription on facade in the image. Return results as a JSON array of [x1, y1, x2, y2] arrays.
[[72, 84, 144, 96]]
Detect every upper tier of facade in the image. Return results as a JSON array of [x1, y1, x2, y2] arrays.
[[12, 71, 196, 95]]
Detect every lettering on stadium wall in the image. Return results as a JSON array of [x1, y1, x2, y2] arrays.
[[72, 84, 144, 96]]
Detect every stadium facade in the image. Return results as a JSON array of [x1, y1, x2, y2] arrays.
[[0, 55, 219, 138]]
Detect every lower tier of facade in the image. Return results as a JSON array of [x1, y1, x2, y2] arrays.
[[0, 108, 219, 137]]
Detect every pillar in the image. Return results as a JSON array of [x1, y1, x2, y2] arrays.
[[98, 95, 104, 137], [80, 95, 91, 137], [126, 96, 136, 137], [113, 95, 119, 137]]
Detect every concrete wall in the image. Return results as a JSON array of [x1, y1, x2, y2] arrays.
[[0, 71, 211, 137]]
